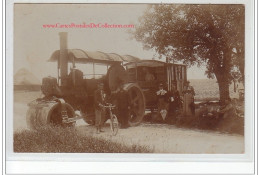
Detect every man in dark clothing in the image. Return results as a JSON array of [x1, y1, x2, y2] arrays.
[[94, 82, 106, 134], [156, 83, 168, 121], [168, 83, 182, 117], [116, 86, 130, 128]]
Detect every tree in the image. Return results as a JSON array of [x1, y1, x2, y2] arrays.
[[133, 4, 244, 103]]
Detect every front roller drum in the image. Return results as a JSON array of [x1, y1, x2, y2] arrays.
[[26, 100, 75, 130]]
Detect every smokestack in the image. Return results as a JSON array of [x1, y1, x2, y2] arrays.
[[59, 32, 69, 86]]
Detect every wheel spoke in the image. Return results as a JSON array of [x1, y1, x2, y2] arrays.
[[129, 110, 138, 120], [130, 89, 136, 97], [132, 96, 139, 104]]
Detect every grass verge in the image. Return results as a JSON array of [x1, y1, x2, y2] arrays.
[[14, 126, 152, 153]]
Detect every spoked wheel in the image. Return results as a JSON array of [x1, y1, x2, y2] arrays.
[[124, 83, 145, 126], [110, 114, 119, 136]]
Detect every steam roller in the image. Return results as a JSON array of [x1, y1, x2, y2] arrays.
[[26, 32, 145, 129], [26, 77, 76, 129]]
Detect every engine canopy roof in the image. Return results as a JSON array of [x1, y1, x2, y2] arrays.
[[49, 49, 141, 65]]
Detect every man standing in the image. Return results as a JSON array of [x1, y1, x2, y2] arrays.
[[94, 82, 106, 134], [116, 86, 130, 128], [156, 83, 168, 121], [168, 82, 182, 117]]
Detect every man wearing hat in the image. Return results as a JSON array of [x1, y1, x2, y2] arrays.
[[168, 81, 182, 118], [156, 83, 168, 121], [94, 82, 106, 134]]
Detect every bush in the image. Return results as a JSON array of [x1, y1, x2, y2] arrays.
[[14, 126, 151, 153]]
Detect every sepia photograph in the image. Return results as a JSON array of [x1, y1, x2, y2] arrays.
[[12, 3, 246, 155]]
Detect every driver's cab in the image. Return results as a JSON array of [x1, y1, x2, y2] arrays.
[[125, 60, 187, 110]]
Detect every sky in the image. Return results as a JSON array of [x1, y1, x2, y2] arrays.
[[14, 4, 207, 80]]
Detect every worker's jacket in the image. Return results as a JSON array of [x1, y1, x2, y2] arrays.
[[94, 89, 106, 110], [156, 89, 168, 102], [168, 90, 182, 109]]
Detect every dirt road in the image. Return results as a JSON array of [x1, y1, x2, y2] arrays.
[[14, 101, 244, 154], [76, 120, 244, 153]]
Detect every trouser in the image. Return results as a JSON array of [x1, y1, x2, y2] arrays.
[[158, 99, 169, 120], [183, 94, 194, 116], [95, 109, 104, 127], [118, 108, 129, 127]]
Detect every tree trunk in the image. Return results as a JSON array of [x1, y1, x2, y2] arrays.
[[215, 74, 230, 105]]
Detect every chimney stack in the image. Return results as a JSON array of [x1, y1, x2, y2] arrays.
[[59, 32, 68, 86]]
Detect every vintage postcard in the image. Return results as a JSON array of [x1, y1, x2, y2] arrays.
[[6, 1, 255, 174]]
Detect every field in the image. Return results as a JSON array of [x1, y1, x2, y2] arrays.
[[14, 91, 42, 131], [14, 79, 243, 104], [13, 79, 245, 153], [189, 79, 243, 101]]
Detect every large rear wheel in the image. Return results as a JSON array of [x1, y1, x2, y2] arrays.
[[123, 83, 145, 126], [107, 64, 145, 126]]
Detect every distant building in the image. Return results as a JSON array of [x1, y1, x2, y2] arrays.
[[14, 68, 41, 91]]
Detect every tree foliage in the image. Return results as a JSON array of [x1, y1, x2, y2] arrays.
[[133, 4, 244, 102]]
